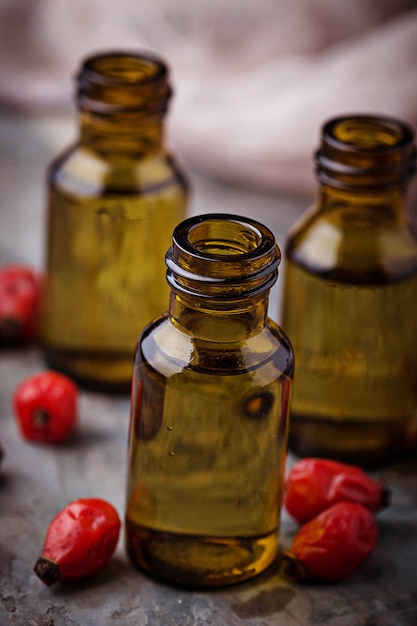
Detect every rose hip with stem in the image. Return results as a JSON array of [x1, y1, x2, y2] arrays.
[[283, 501, 379, 582], [34, 498, 121, 586]]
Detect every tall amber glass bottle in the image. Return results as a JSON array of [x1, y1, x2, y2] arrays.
[[40, 51, 188, 392], [281, 114, 417, 466], [125, 213, 294, 587]]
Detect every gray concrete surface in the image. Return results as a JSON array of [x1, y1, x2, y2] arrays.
[[1, 111, 417, 626]]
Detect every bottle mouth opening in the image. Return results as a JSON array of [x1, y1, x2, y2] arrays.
[[185, 217, 268, 258], [166, 214, 280, 300], [315, 114, 416, 189], [323, 115, 413, 151], [80, 51, 168, 87], [76, 50, 171, 115]]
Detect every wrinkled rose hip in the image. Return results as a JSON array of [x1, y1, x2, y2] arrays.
[[285, 458, 390, 524], [34, 498, 121, 586], [13, 371, 78, 444], [283, 501, 379, 582]]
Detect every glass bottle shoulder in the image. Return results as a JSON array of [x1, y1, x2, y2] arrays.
[[136, 313, 294, 380], [48, 142, 187, 199], [285, 197, 417, 282]]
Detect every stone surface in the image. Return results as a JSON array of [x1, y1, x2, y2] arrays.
[[1, 112, 417, 625]]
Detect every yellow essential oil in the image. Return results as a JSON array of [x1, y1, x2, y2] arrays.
[[126, 214, 294, 587], [41, 52, 188, 392], [281, 115, 417, 466]]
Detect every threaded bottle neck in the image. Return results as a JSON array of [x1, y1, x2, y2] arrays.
[[77, 50, 171, 117], [166, 214, 280, 314], [315, 115, 416, 191], [76, 51, 171, 152]]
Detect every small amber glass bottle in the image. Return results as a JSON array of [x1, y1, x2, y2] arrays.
[[125, 213, 294, 587], [281, 114, 417, 466], [40, 51, 188, 392]]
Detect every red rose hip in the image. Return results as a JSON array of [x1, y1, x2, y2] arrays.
[[0, 264, 40, 344], [13, 371, 78, 443], [283, 501, 379, 582], [34, 498, 121, 586], [285, 457, 390, 524]]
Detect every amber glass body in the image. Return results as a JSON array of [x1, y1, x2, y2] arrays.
[[40, 52, 188, 392], [125, 214, 294, 587], [281, 115, 417, 466]]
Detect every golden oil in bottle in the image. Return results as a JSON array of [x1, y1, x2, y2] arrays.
[[125, 214, 293, 587], [281, 115, 417, 466], [41, 51, 188, 392]]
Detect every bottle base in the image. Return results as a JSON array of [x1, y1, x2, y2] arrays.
[[125, 520, 279, 588], [288, 413, 417, 467], [43, 347, 133, 394]]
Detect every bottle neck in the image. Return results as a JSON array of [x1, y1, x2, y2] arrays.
[[75, 51, 170, 155], [169, 292, 270, 342], [315, 114, 415, 198], [79, 111, 164, 154], [318, 183, 407, 217], [165, 213, 280, 342]]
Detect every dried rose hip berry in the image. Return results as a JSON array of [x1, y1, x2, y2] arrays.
[[283, 501, 379, 582], [285, 458, 390, 524], [0, 265, 40, 344], [13, 371, 78, 444], [34, 498, 121, 586]]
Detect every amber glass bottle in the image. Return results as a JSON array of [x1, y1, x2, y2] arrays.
[[125, 213, 294, 587], [40, 51, 188, 392], [281, 114, 417, 466]]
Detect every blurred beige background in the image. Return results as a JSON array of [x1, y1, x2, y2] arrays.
[[1, 0, 417, 197], [2, 8, 417, 625]]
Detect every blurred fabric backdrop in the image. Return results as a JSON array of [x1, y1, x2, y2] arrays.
[[1, 0, 417, 197]]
